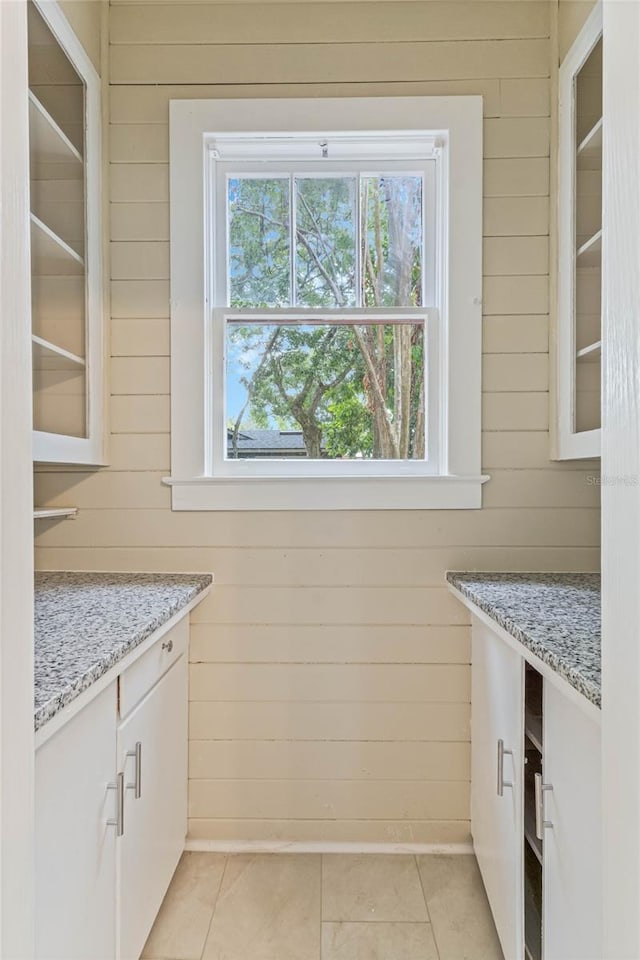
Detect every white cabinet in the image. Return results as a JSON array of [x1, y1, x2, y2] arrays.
[[35, 616, 191, 960], [543, 681, 602, 960], [555, 2, 603, 459], [35, 682, 118, 960], [470, 615, 602, 960], [117, 652, 188, 960], [472, 620, 524, 960]]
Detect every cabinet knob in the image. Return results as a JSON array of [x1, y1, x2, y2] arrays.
[[497, 739, 514, 796], [162, 639, 173, 653]]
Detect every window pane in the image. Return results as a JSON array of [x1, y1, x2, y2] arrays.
[[228, 177, 290, 307], [361, 176, 423, 307], [295, 178, 357, 307], [226, 321, 425, 460]]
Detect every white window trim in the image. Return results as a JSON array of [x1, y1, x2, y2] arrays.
[[167, 97, 485, 510]]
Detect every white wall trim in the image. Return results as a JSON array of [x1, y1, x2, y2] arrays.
[[168, 96, 483, 511], [185, 839, 474, 855], [601, 1, 640, 955], [165, 474, 489, 511], [0, 1, 35, 954]]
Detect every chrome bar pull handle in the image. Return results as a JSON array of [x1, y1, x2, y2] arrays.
[[126, 741, 142, 799], [497, 739, 513, 796], [534, 772, 554, 840], [107, 772, 125, 837]]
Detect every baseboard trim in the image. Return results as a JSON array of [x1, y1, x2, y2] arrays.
[[184, 839, 474, 855]]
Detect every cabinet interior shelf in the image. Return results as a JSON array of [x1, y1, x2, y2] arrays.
[[33, 507, 78, 521], [525, 710, 543, 753], [32, 335, 85, 371], [28, 90, 83, 174], [30, 213, 84, 277], [576, 229, 602, 267], [576, 340, 602, 362], [577, 116, 603, 166], [524, 794, 543, 865]]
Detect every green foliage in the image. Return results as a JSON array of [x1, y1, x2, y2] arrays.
[[226, 174, 426, 459], [324, 392, 374, 458]]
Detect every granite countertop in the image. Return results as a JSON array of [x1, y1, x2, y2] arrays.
[[446, 572, 601, 708], [34, 572, 213, 732]]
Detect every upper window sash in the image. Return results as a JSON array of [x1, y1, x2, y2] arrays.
[[209, 156, 438, 312]]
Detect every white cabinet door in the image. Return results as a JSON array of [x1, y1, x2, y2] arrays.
[[543, 682, 602, 960], [35, 682, 118, 960], [471, 618, 524, 960], [117, 653, 188, 960]]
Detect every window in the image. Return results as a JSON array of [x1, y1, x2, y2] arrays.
[[168, 98, 484, 510]]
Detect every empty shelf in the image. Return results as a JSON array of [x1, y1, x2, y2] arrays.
[[525, 710, 543, 753], [32, 335, 85, 371], [29, 90, 83, 174], [577, 340, 602, 362], [577, 117, 603, 168], [33, 507, 78, 521], [30, 214, 84, 277], [525, 794, 543, 865], [577, 229, 602, 267]]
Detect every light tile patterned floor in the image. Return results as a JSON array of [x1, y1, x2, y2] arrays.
[[142, 853, 504, 960]]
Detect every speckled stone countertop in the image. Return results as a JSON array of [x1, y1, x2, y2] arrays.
[[34, 572, 212, 732], [446, 572, 601, 708]]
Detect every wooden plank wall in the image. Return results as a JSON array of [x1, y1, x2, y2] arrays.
[[35, 0, 601, 846]]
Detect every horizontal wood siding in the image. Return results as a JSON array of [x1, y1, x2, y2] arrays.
[[34, 0, 601, 847]]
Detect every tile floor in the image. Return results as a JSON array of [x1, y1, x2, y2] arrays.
[[142, 852, 504, 960]]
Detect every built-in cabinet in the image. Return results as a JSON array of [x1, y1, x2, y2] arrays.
[[27, 0, 104, 464], [471, 620, 523, 958], [556, 3, 603, 459], [35, 682, 117, 960], [472, 618, 602, 960], [35, 618, 189, 960], [117, 623, 189, 960]]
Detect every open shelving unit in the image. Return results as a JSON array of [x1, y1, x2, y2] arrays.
[[28, 0, 104, 465], [556, 6, 603, 459]]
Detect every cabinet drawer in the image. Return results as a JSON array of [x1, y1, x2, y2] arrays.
[[119, 616, 188, 719]]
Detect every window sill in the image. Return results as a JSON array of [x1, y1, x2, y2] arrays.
[[162, 474, 490, 511]]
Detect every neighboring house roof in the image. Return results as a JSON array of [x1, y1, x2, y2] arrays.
[[227, 428, 311, 457]]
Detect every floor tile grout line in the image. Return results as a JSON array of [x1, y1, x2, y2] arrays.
[[415, 854, 443, 960], [198, 852, 229, 960]]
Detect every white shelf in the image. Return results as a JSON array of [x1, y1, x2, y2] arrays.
[[525, 710, 543, 753], [33, 507, 78, 521], [525, 793, 543, 865], [576, 229, 602, 267], [577, 117, 603, 167], [28, 90, 83, 174], [32, 335, 85, 371], [30, 213, 84, 277], [576, 340, 602, 362]]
